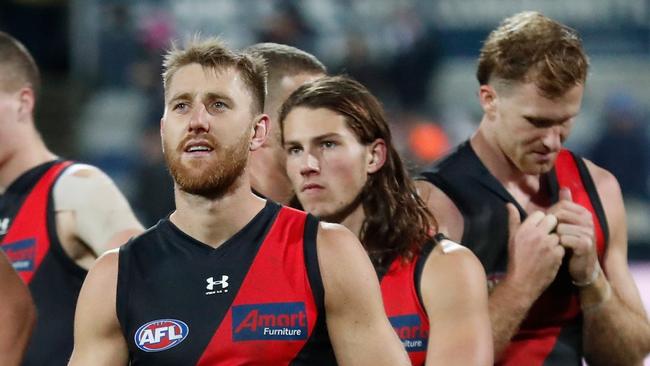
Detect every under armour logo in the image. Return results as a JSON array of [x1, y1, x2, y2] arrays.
[[0, 218, 10, 236], [206, 275, 229, 295]]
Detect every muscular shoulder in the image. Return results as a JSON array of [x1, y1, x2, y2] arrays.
[[316, 222, 368, 262], [86, 249, 120, 290], [581, 157, 628, 265], [414, 180, 464, 242], [421, 238, 487, 313], [582, 158, 623, 201], [53, 163, 142, 255], [582, 158, 625, 232], [53, 164, 117, 207], [427, 238, 484, 281]]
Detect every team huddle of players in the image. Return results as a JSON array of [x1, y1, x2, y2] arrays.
[[1, 10, 649, 366]]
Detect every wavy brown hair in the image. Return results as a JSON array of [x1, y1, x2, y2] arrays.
[[477, 11, 588, 98], [279, 76, 437, 272]]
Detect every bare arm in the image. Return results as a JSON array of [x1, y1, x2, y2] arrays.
[[417, 180, 562, 360], [421, 241, 493, 366], [580, 162, 650, 365], [415, 181, 464, 241], [317, 223, 410, 366], [68, 250, 129, 365], [0, 252, 35, 366], [53, 165, 143, 267]]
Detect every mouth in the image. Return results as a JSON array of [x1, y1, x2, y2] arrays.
[[530, 150, 557, 164], [182, 140, 214, 156], [532, 150, 555, 157], [301, 183, 324, 193]]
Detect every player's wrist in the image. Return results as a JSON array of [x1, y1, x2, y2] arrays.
[[578, 265, 612, 312], [580, 280, 612, 313], [498, 275, 540, 308], [572, 263, 600, 287]]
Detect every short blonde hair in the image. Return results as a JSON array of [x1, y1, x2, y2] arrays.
[[162, 36, 267, 113], [477, 11, 589, 98]]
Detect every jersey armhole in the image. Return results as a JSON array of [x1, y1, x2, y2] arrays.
[[46, 161, 88, 280], [572, 152, 610, 248], [414, 235, 439, 317], [303, 214, 324, 312], [116, 243, 132, 342]]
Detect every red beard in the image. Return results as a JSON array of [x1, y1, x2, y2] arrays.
[[164, 132, 250, 198]]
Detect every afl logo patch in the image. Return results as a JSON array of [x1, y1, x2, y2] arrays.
[[134, 319, 189, 352]]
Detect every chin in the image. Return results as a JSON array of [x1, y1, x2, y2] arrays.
[[303, 204, 334, 220], [307, 207, 329, 218], [521, 163, 554, 175]]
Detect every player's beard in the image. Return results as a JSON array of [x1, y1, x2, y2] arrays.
[[164, 132, 250, 198]]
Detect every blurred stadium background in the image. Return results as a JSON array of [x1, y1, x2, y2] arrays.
[[2, 0, 650, 353]]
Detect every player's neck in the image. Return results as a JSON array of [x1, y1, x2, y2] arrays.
[[471, 127, 540, 185], [249, 168, 293, 205], [471, 127, 547, 209], [0, 134, 56, 193], [338, 203, 366, 239], [171, 175, 267, 249]]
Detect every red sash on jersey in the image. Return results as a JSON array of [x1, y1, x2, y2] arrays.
[[381, 255, 430, 366], [555, 150, 607, 262], [500, 150, 606, 365], [196, 207, 318, 365], [1, 161, 72, 284]]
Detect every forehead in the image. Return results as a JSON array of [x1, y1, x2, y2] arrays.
[[283, 107, 355, 140], [503, 81, 584, 119], [165, 63, 249, 101]]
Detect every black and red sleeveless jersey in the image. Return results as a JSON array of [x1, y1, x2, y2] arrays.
[[117, 201, 336, 365], [419, 142, 608, 365], [380, 242, 434, 366], [0, 160, 86, 366]]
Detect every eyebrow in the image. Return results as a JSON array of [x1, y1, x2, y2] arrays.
[[203, 92, 235, 106], [168, 92, 193, 106], [167, 92, 235, 106], [523, 114, 577, 125], [284, 132, 342, 146]]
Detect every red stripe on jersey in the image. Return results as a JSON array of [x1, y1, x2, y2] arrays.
[[381, 255, 429, 366], [1, 161, 72, 284], [197, 206, 317, 365], [555, 150, 606, 261]]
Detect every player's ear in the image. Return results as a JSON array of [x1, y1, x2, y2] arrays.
[[478, 84, 498, 118], [250, 114, 270, 151], [17, 86, 35, 123], [366, 138, 387, 174]]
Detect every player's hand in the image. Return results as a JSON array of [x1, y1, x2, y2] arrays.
[[505, 203, 565, 300], [547, 188, 599, 286]]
